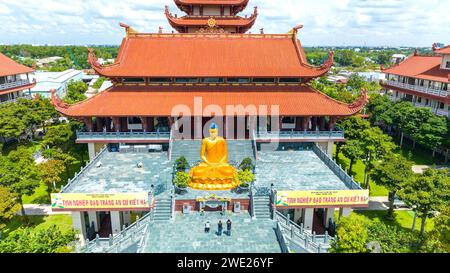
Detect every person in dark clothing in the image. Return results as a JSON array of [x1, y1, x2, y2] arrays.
[[217, 220, 223, 236], [226, 219, 232, 236], [205, 221, 210, 233]]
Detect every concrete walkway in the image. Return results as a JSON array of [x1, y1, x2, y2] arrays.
[[16, 204, 71, 216]]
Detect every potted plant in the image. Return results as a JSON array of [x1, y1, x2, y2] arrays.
[[174, 156, 189, 172], [239, 157, 254, 172], [173, 171, 190, 194], [236, 169, 254, 193]]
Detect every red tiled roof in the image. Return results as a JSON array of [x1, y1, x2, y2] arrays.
[[53, 85, 367, 117], [88, 32, 333, 78], [175, 0, 248, 5], [434, 45, 450, 55], [382, 55, 449, 83], [166, 14, 257, 33], [0, 53, 34, 77]]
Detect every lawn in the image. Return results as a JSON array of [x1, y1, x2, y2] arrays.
[[352, 210, 435, 233], [1, 214, 73, 238]]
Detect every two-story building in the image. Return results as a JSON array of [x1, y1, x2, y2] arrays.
[[0, 53, 36, 104], [381, 45, 450, 119]]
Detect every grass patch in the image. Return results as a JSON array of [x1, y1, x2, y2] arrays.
[[1, 215, 72, 238], [353, 210, 434, 233]]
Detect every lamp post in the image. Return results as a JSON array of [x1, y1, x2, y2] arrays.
[[411, 205, 417, 232]]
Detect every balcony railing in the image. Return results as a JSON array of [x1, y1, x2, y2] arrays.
[[256, 130, 345, 141], [384, 80, 448, 98], [0, 79, 31, 91], [76, 131, 171, 141], [0, 94, 32, 104]]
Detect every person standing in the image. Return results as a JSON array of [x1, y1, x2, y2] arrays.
[[227, 219, 232, 236], [217, 220, 223, 236], [205, 221, 210, 233]]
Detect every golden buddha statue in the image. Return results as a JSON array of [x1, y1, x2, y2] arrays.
[[189, 123, 239, 190]]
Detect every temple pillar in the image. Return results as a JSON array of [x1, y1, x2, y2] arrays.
[[223, 116, 227, 138], [324, 208, 335, 228], [293, 208, 302, 223], [303, 116, 311, 131], [295, 117, 302, 131], [110, 211, 122, 235], [112, 117, 121, 132], [88, 211, 100, 232], [168, 116, 174, 131], [72, 212, 87, 243], [88, 143, 96, 160], [339, 208, 352, 218], [327, 141, 334, 157], [329, 116, 338, 131], [83, 117, 94, 132], [122, 211, 131, 227], [279, 117, 283, 131], [140, 117, 148, 132], [303, 208, 314, 231]]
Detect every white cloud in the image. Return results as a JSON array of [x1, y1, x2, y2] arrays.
[[0, 0, 448, 46]]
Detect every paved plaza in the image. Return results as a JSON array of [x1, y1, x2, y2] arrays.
[[141, 212, 281, 253], [255, 150, 350, 191]]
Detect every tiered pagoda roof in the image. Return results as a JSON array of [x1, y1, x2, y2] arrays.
[[434, 45, 450, 55], [0, 53, 34, 77], [174, 0, 250, 16], [165, 6, 257, 34]]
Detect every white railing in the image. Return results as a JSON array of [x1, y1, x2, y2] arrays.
[[384, 80, 448, 98], [436, 109, 450, 118], [0, 79, 31, 90], [168, 129, 174, 161], [257, 130, 345, 141], [76, 131, 171, 141], [0, 94, 32, 104], [274, 211, 333, 253]]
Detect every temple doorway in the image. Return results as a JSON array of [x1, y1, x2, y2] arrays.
[[97, 212, 112, 238]]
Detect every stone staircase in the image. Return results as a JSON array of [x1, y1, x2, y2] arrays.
[[171, 139, 255, 165], [253, 195, 272, 219], [153, 197, 173, 222]]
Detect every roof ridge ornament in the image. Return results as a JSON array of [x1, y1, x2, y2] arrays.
[[119, 22, 137, 37], [51, 89, 70, 109]]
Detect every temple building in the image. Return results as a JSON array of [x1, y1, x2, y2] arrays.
[[381, 44, 450, 119], [51, 0, 369, 253], [0, 53, 36, 104]]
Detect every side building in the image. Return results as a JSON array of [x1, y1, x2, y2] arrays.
[[0, 53, 36, 104], [381, 45, 450, 119]]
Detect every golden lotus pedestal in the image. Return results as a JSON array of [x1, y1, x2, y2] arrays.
[[189, 164, 239, 191]]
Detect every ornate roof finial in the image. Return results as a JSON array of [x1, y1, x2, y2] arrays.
[[290, 24, 303, 36], [260, 28, 264, 34], [159, 26, 163, 34], [119, 22, 136, 37]]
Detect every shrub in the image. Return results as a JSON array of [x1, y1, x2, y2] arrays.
[[239, 157, 254, 172], [237, 169, 254, 188], [174, 171, 190, 189], [174, 156, 189, 172]]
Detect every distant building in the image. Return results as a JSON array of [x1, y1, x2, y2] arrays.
[[391, 54, 407, 65], [0, 53, 36, 104], [381, 45, 450, 119], [36, 56, 64, 67], [327, 75, 348, 84], [30, 69, 84, 98], [357, 71, 385, 83]]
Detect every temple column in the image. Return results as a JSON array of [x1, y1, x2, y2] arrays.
[[324, 208, 335, 228], [140, 117, 148, 132], [279, 117, 283, 131], [72, 212, 87, 244], [329, 116, 338, 131], [168, 116, 174, 131], [88, 211, 100, 232], [122, 211, 131, 227], [110, 211, 122, 235], [223, 116, 227, 138], [295, 117, 302, 131], [327, 141, 334, 157], [293, 208, 302, 223], [303, 208, 314, 231], [83, 117, 94, 132], [339, 208, 352, 218], [112, 117, 121, 132], [303, 116, 311, 131], [88, 143, 96, 160]]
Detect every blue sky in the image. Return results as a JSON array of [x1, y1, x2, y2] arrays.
[[0, 0, 449, 47]]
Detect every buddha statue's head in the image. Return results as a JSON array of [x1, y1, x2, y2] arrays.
[[209, 123, 218, 139]]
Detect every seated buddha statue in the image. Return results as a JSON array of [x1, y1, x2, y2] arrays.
[[189, 123, 239, 190]]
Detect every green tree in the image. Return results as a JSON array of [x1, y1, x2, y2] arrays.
[[370, 154, 414, 218], [63, 80, 87, 104], [39, 159, 66, 199], [415, 114, 447, 157], [430, 205, 450, 251], [0, 225, 76, 253], [341, 139, 364, 174], [237, 169, 254, 187], [335, 116, 371, 163], [360, 127, 397, 189], [42, 148, 76, 180], [42, 123, 74, 153], [330, 214, 368, 253], [399, 168, 450, 235], [367, 221, 422, 253], [0, 187, 21, 230], [0, 148, 40, 221]]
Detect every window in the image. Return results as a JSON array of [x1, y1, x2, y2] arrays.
[[282, 117, 295, 124], [279, 78, 302, 83], [122, 78, 145, 83], [0, 77, 5, 84], [149, 78, 172, 83], [446, 61, 450, 69], [202, 78, 224, 83], [439, 102, 445, 109], [253, 78, 276, 83], [417, 97, 422, 104], [175, 78, 199, 83], [227, 78, 251, 83]]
